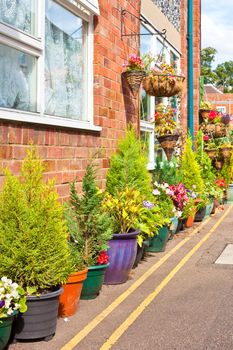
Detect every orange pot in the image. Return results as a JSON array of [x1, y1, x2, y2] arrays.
[[185, 213, 195, 228], [59, 268, 88, 317]]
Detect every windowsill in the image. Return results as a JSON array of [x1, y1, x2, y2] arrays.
[[147, 162, 155, 171], [0, 108, 102, 132]]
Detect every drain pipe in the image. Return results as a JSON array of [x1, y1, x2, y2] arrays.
[[187, 0, 194, 142]]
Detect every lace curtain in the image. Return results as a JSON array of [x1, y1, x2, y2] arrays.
[[45, 0, 85, 120], [0, 0, 34, 34]]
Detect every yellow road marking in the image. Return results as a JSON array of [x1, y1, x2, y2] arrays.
[[100, 205, 233, 350], [61, 217, 212, 350]]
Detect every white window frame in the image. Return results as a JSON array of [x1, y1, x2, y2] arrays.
[[140, 19, 181, 169], [216, 106, 226, 114], [0, 0, 101, 132]]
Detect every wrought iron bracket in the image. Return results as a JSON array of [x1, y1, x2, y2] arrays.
[[121, 9, 167, 40]]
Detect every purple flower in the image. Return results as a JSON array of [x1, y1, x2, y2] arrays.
[[0, 300, 5, 308], [221, 114, 231, 125], [143, 200, 155, 209]]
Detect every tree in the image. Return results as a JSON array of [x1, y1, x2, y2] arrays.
[[213, 61, 233, 92], [201, 47, 217, 84]]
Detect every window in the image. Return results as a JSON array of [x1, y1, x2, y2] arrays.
[[0, 0, 100, 131], [216, 106, 226, 114]]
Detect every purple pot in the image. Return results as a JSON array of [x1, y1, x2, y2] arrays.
[[104, 230, 139, 284]]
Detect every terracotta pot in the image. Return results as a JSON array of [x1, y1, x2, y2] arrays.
[[185, 210, 196, 228], [59, 268, 88, 317]]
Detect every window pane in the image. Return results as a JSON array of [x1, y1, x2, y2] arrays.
[[0, 44, 37, 112], [0, 0, 36, 35], [45, 0, 87, 120]]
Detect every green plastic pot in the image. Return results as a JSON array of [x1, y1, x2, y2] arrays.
[[227, 184, 233, 203], [81, 263, 109, 300], [0, 313, 15, 350], [146, 226, 170, 252]]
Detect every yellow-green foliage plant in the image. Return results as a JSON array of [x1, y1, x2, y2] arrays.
[[106, 127, 152, 198], [180, 135, 204, 194], [0, 147, 72, 294]]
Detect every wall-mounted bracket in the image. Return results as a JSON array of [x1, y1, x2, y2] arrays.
[[121, 9, 167, 40]]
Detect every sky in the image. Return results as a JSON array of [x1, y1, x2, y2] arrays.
[[201, 0, 233, 68]]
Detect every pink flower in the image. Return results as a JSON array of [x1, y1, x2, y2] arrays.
[[203, 134, 209, 141]]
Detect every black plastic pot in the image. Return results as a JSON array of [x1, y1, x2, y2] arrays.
[[13, 287, 62, 341], [194, 206, 207, 222]]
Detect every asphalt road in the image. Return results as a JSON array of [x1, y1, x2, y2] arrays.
[[9, 204, 233, 350]]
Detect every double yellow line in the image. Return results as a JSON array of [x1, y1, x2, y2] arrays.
[[61, 205, 232, 350]]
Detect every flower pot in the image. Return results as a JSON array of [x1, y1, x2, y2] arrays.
[[59, 268, 88, 317], [211, 198, 218, 214], [175, 218, 184, 233], [214, 159, 223, 170], [143, 73, 184, 97], [146, 226, 170, 252], [133, 244, 144, 269], [170, 217, 179, 235], [205, 201, 214, 217], [142, 239, 150, 260], [185, 211, 196, 228], [13, 287, 62, 341], [226, 184, 233, 203], [0, 314, 15, 350], [104, 230, 139, 285], [157, 134, 180, 161], [81, 264, 109, 300], [122, 70, 146, 96], [194, 206, 207, 222]]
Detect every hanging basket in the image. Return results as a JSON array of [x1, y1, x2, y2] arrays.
[[220, 147, 232, 159], [199, 109, 211, 121], [205, 148, 217, 159], [157, 134, 180, 161], [142, 73, 185, 97], [204, 124, 215, 134], [214, 159, 223, 170], [214, 124, 227, 137], [122, 70, 146, 96]]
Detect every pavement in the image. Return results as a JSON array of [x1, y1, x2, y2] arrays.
[[9, 204, 233, 350]]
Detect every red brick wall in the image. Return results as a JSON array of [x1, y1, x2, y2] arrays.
[[205, 93, 233, 115], [0, 0, 141, 200]]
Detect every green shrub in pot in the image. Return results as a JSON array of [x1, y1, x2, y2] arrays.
[[0, 147, 73, 340]]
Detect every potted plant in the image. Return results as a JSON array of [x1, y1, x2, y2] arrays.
[[150, 182, 175, 249], [218, 143, 233, 159], [122, 54, 146, 96], [106, 127, 152, 198], [103, 188, 150, 284], [0, 277, 27, 349], [0, 148, 73, 341], [143, 62, 185, 97], [64, 164, 113, 301], [154, 103, 180, 161]]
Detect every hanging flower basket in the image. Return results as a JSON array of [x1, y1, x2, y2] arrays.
[[142, 73, 185, 97], [122, 70, 146, 96], [220, 146, 232, 159], [214, 159, 224, 170], [204, 124, 215, 134], [214, 124, 227, 137], [199, 109, 211, 120], [205, 148, 217, 159], [157, 133, 180, 161]]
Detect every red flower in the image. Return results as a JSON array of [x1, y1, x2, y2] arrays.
[[215, 178, 226, 188], [97, 251, 109, 265], [203, 134, 209, 141]]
